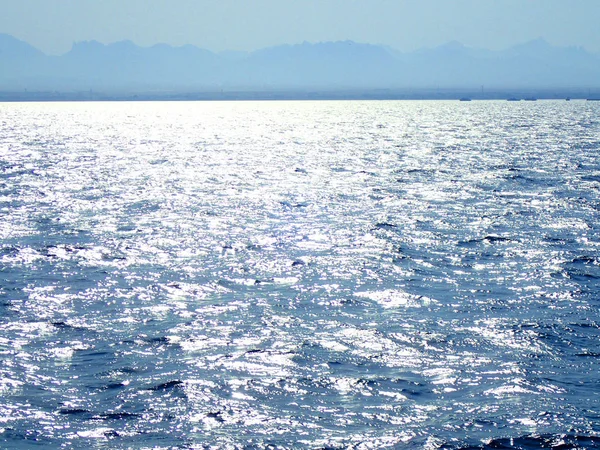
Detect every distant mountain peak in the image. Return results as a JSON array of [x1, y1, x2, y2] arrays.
[[1, 33, 599, 91], [439, 40, 466, 50], [110, 39, 136, 48], [71, 40, 104, 50], [512, 37, 552, 50], [0, 33, 44, 59], [414, 40, 471, 55], [505, 37, 594, 61]]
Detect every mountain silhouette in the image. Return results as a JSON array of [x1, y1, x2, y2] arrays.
[[1, 34, 599, 93]]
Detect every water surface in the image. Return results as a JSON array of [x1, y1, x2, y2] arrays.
[[1, 100, 600, 448]]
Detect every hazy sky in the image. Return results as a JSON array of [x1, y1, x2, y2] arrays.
[[2, 0, 600, 55]]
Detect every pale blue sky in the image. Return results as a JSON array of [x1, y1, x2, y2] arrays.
[[2, 0, 600, 54]]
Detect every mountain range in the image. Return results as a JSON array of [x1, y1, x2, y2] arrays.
[[1, 33, 599, 94]]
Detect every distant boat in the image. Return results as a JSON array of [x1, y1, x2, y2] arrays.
[[459, 97, 472, 102], [565, 97, 571, 101], [507, 98, 520, 101], [524, 97, 537, 101]]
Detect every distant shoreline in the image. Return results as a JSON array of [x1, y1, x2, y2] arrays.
[[1, 88, 597, 102]]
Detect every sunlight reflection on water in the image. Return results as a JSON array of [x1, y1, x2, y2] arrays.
[[1, 100, 600, 448]]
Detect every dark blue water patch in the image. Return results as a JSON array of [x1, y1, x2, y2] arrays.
[[451, 434, 600, 449], [0, 197, 31, 209], [0, 245, 25, 257], [501, 172, 553, 189], [49, 320, 86, 331], [123, 199, 162, 215], [374, 221, 398, 230], [57, 408, 142, 424], [568, 256, 599, 266], [0, 165, 39, 179], [0, 428, 60, 448], [101, 381, 130, 391], [296, 340, 371, 368], [37, 243, 90, 258], [405, 168, 436, 175], [567, 322, 600, 353], [280, 200, 310, 209], [542, 235, 578, 246], [5, 266, 110, 300], [0, 274, 27, 301], [563, 257, 600, 283], [16, 231, 96, 259], [570, 321, 600, 332], [458, 235, 514, 247], [94, 412, 143, 421], [146, 380, 185, 392], [509, 322, 575, 355], [58, 408, 92, 416], [581, 174, 600, 183], [571, 140, 600, 152]]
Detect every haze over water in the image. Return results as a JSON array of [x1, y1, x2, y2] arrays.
[[1, 100, 600, 448]]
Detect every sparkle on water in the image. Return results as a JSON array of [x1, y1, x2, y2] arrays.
[[1, 100, 600, 449]]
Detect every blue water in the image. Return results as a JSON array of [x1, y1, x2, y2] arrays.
[[1, 100, 600, 449]]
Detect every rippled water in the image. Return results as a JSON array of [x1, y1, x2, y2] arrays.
[[1, 100, 600, 449]]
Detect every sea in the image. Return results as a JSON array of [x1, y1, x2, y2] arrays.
[[1, 100, 600, 449]]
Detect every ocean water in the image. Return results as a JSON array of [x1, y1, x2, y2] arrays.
[[1, 100, 600, 449]]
